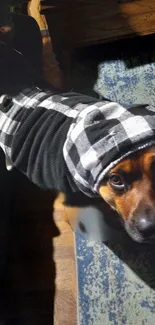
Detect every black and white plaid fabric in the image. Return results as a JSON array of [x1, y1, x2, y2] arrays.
[[64, 102, 155, 196], [0, 85, 155, 197]]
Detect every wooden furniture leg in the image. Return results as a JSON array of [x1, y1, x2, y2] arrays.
[[28, 0, 64, 89]]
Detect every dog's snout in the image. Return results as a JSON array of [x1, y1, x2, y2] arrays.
[[125, 206, 155, 242], [136, 214, 155, 237]]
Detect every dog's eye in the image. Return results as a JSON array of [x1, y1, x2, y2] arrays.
[[109, 174, 125, 190]]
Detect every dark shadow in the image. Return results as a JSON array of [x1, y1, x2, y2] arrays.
[[12, 12, 43, 77], [83, 32, 155, 68], [0, 12, 44, 97], [0, 151, 12, 281], [0, 169, 59, 325], [106, 238, 155, 290], [0, 12, 60, 324], [100, 202, 155, 290]]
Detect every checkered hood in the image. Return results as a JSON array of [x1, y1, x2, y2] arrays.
[[64, 102, 155, 197]]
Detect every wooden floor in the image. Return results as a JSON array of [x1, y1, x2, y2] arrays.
[[54, 200, 77, 325], [0, 170, 77, 325]]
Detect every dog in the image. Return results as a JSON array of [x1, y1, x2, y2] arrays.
[[1, 18, 155, 245], [99, 146, 155, 243]]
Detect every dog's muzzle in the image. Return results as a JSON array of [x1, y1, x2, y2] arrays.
[[125, 211, 155, 243]]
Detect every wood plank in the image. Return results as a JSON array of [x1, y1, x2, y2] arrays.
[[43, 0, 155, 48]]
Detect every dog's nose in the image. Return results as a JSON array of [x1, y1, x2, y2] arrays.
[[136, 216, 155, 237]]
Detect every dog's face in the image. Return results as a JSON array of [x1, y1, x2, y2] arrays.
[[99, 146, 155, 243]]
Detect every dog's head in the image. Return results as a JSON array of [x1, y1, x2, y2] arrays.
[[99, 146, 155, 243]]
